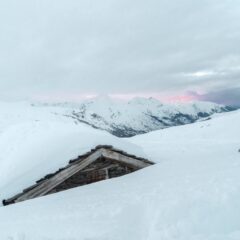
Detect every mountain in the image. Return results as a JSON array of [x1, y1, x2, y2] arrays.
[[0, 109, 239, 240], [0, 99, 236, 138], [67, 97, 235, 137]]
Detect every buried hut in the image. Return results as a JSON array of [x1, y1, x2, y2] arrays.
[[3, 145, 154, 206]]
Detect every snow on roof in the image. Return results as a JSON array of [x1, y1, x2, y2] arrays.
[[0, 120, 145, 201]]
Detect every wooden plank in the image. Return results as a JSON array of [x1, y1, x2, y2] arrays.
[[15, 149, 103, 203], [101, 149, 152, 169]]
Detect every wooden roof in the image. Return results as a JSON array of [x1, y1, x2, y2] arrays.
[[3, 145, 154, 206]]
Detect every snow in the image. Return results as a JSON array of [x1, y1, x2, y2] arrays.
[[0, 102, 145, 201], [70, 97, 231, 135], [0, 102, 239, 240], [130, 110, 240, 164]]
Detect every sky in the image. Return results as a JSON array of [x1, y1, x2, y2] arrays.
[[0, 0, 240, 106]]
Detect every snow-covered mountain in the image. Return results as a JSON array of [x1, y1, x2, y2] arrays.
[[67, 97, 235, 137], [0, 99, 236, 139]]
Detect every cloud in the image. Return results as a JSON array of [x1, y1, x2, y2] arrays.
[[186, 88, 240, 107], [0, 0, 239, 104]]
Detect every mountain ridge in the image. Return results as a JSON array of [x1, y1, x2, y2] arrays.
[[57, 98, 236, 137]]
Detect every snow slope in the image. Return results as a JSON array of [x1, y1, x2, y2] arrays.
[[0, 108, 239, 240]]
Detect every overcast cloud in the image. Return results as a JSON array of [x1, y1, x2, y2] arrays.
[[0, 0, 240, 105]]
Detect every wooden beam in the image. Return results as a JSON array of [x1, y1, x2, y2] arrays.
[[101, 149, 152, 169], [15, 149, 103, 203]]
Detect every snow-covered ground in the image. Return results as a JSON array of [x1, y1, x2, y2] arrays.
[[0, 102, 239, 240]]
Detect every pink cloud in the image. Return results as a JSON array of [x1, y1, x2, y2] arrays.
[[110, 92, 200, 103], [165, 94, 199, 103]]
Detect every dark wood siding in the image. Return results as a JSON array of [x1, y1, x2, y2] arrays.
[[47, 158, 136, 195]]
